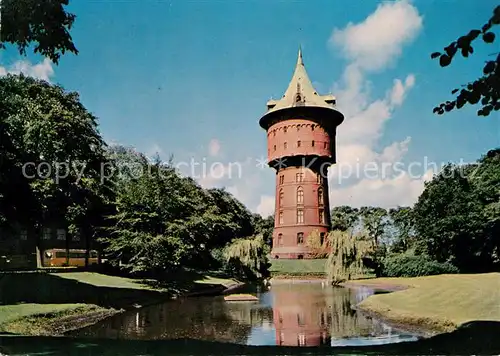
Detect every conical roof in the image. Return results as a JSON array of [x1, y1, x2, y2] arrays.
[[265, 48, 336, 114]]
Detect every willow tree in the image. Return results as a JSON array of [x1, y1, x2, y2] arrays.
[[326, 230, 373, 285], [223, 235, 270, 280], [305, 229, 328, 258]]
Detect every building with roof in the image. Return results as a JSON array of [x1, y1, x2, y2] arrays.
[[259, 49, 344, 259]]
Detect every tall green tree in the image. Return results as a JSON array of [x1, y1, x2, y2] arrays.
[[330, 206, 359, 232], [431, 5, 500, 116], [388, 206, 416, 253], [0, 0, 78, 64], [413, 151, 500, 272], [0, 74, 110, 266]]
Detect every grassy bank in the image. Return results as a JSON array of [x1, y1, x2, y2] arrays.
[[270, 259, 327, 277], [0, 304, 119, 336], [347, 273, 500, 333]]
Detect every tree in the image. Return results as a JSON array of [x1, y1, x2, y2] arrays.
[[0, 74, 110, 266], [359, 206, 387, 245], [305, 229, 328, 258], [431, 5, 500, 116], [388, 206, 416, 253], [413, 151, 500, 272], [330, 206, 359, 232], [325, 230, 373, 285], [223, 235, 270, 280], [251, 213, 274, 246], [0, 0, 78, 64]]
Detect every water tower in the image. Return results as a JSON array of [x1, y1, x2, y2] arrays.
[[259, 49, 344, 259]]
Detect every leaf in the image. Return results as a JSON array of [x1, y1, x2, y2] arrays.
[[483, 32, 495, 43], [483, 61, 496, 74], [467, 29, 481, 40], [431, 52, 441, 59], [439, 54, 452, 67], [451, 89, 459, 94]]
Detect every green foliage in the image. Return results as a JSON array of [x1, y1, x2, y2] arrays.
[[359, 206, 388, 245], [0, 0, 78, 64], [305, 229, 328, 258], [431, 5, 500, 116], [0, 74, 111, 264], [413, 149, 500, 272], [251, 214, 274, 246], [325, 230, 373, 285], [222, 235, 270, 280], [388, 206, 416, 253], [330, 206, 359, 232], [381, 254, 459, 278]]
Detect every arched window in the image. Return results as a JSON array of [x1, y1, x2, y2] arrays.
[[297, 187, 304, 204], [284, 127, 287, 133], [312, 140, 315, 147], [279, 211, 284, 224], [318, 188, 324, 205], [279, 189, 284, 207], [278, 233, 283, 245]]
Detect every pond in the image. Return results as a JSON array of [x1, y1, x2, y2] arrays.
[[70, 282, 418, 347]]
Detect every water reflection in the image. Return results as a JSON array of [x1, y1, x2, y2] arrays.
[[71, 283, 417, 347]]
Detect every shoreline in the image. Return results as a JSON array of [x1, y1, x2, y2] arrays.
[[0, 278, 246, 337]]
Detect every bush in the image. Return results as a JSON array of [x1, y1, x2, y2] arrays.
[[381, 254, 459, 277]]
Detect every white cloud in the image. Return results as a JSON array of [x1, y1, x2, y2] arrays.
[[326, 0, 425, 209], [256, 195, 275, 217], [208, 139, 221, 157], [330, 0, 423, 71], [0, 58, 55, 81]]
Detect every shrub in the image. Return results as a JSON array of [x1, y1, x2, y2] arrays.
[[381, 254, 459, 277]]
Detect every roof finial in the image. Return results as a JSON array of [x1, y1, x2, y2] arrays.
[[297, 45, 303, 66]]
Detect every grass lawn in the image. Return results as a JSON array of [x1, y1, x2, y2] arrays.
[[0, 304, 85, 326], [51, 272, 157, 290], [269, 259, 327, 275], [349, 273, 500, 333]]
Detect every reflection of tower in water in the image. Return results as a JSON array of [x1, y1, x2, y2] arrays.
[[272, 284, 331, 346], [272, 284, 391, 346]]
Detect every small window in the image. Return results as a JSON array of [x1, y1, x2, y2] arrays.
[[279, 189, 284, 206], [297, 209, 304, 224], [273, 131, 276, 137], [42, 228, 51, 240], [297, 126, 300, 132], [284, 142, 287, 149], [279, 211, 284, 224], [297, 232, 304, 244], [274, 144, 276, 151], [324, 142, 327, 149], [279, 175, 284, 185], [297, 187, 304, 204], [278, 233, 283, 245], [312, 140, 315, 147], [297, 140, 301, 148], [297, 313, 304, 326], [319, 209, 324, 224], [295, 172, 304, 182], [312, 125, 315, 131], [19, 230, 28, 241], [298, 333, 306, 346], [284, 127, 287, 133], [56, 229, 66, 241], [318, 188, 324, 205]]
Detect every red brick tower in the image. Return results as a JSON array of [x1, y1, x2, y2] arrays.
[[259, 49, 344, 259]]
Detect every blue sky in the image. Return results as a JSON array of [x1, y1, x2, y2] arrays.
[[1, 0, 498, 215]]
